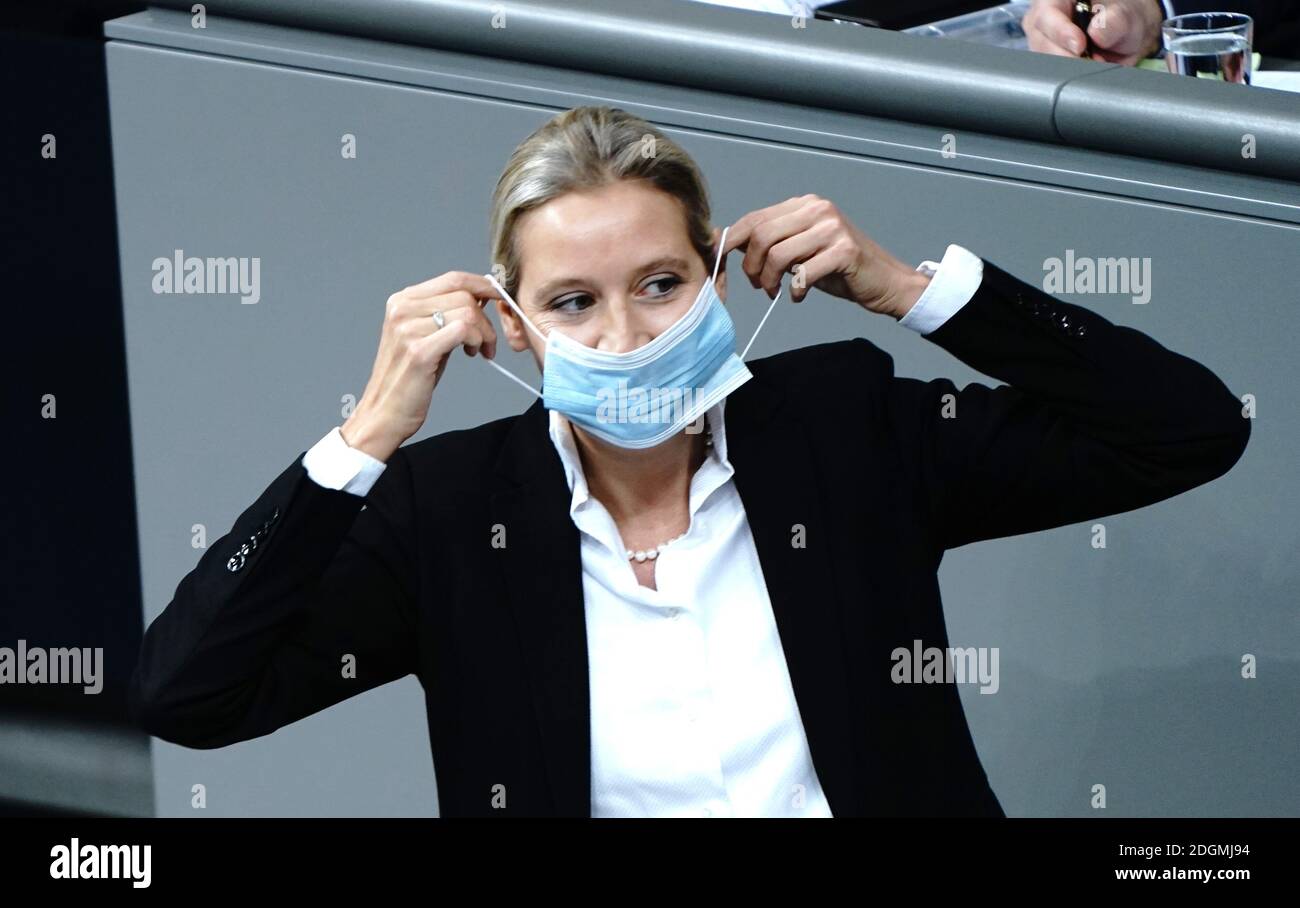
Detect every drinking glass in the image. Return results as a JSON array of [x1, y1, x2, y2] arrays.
[[1162, 12, 1253, 84]]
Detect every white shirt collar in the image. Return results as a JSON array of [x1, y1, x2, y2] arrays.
[[548, 401, 734, 519]]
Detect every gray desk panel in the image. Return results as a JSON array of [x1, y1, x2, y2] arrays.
[[134, 0, 1081, 141], [128, 0, 1300, 179], [1056, 65, 1300, 176], [105, 10, 1300, 223]]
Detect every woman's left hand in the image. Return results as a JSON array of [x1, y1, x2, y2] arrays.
[[722, 194, 932, 320]]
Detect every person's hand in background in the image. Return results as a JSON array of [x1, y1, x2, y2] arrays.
[[1024, 0, 1166, 65]]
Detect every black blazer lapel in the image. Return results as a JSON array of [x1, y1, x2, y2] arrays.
[[726, 367, 863, 816], [490, 398, 591, 816]]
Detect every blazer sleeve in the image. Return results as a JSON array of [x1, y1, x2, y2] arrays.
[[128, 445, 421, 748], [874, 259, 1251, 553]]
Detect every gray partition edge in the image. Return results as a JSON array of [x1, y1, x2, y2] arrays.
[[1055, 66, 1300, 178], [130, 0, 1300, 182]]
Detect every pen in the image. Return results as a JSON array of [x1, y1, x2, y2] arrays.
[[1073, 0, 1097, 58]]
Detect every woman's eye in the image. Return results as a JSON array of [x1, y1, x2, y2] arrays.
[[547, 277, 680, 312], [550, 294, 593, 313], [645, 276, 681, 296]]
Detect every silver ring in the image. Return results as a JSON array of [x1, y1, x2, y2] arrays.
[[432, 309, 446, 329]]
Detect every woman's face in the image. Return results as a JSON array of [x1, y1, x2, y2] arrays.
[[500, 180, 726, 367]]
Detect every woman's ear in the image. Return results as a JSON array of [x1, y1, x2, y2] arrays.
[[495, 298, 531, 353]]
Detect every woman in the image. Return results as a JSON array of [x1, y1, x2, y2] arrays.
[[130, 106, 1249, 817]]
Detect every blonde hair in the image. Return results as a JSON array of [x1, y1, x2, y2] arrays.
[[488, 106, 714, 302]]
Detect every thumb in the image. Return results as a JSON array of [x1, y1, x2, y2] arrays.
[[1089, 5, 1142, 54]]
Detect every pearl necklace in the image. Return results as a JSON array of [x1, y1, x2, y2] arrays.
[[624, 424, 712, 562]]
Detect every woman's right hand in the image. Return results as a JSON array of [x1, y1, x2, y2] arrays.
[[340, 272, 501, 462]]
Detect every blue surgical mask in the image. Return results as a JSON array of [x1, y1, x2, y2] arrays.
[[481, 224, 781, 449]]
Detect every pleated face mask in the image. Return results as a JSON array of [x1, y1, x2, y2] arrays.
[[480, 224, 781, 450]]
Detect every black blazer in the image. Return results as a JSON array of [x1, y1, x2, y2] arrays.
[[129, 260, 1250, 817]]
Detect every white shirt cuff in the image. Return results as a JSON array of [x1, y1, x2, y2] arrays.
[[897, 243, 984, 336], [302, 426, 388, 497]]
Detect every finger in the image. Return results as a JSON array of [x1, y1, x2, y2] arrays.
[[442, 310, 487, 358], [402, 302, 484, 353], [466, 302, 499, 360], [785, 246, 842, 303], [409, 318, 471, 373], [1088, 5, 1140, 54], [741, 199, 826, 292], [401, 289, 502, 353], [1023, 1, 1064, 51], [392, 288, 479, 324], [450, 319, 486, 358], [758, 217, 837, 298], [723, 194, 818, 259], [403, 271, 504, 304], [1033, 5, 1087, 55]]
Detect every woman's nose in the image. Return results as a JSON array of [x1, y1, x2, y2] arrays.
[[597, 302, 652, 354]]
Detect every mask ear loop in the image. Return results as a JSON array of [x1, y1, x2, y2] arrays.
[[478, 274, 546, 399], [713, 224, 783, 361], [741, 284, 782, 361]]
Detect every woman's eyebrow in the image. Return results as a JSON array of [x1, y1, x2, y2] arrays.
[[635, 255, 694, 276], [533, 256, 694, 300]]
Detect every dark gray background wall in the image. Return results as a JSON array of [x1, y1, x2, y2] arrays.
[[2, 0, 152, 819], [105, 6, 1298, 817]]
